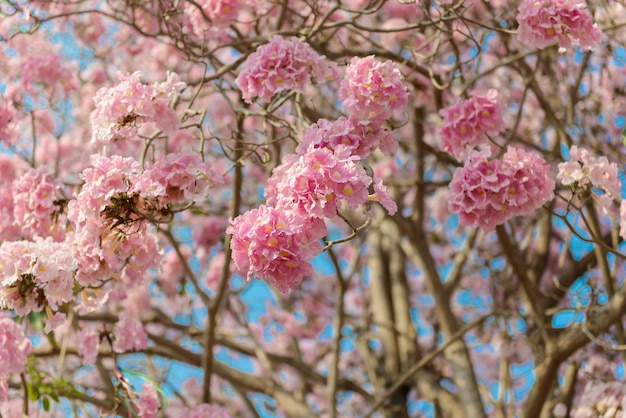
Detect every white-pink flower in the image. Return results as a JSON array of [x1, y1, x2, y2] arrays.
[[558, 145, 621, 216]]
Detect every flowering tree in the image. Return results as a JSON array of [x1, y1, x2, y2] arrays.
[[1, 0, 625, 417]]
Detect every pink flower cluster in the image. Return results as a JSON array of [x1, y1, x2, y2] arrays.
[[138, 152, 223, 205], [136, 383, 160, 418], [113, 312, 148, 353], [516, 0, 602, 51], [439, 89, 506, 160], [0, 238, 76, 316], [0, 317, 31, 375], [68, 152, 220, 289], [571, 381, 626, 417], [448, 148, 555, 230], [339, 56, 409, 124], [230, 56, 408, 293], [235, 35, 338, 104], [21, 52, 78, 97], [227, 205, 326, 293], [12, 167, 64, 241], [557, 145, 621, 216], [296, 116, 397, 158], [71, 152, 221, 228], [90, 71, 186, 144], [198, 0, 239, 27], [265, 146, 372, 219]]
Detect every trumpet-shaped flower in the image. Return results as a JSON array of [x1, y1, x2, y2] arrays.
[[236, 35, 338, 104], [339, 56, 409, 124], [227, 205, 326, 293], [448, 147, 555, 230], [516, 0, 602, 51]]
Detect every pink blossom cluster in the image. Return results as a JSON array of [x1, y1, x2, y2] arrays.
[[227, 205, 327, 293], [12, 167, 64, 241], [90, 71, 186, 144], [339, 56, 409, 124], [296, 116, 397, 158], [0, 155, 26, 242], [265, 146, 373, 219], [0, 238, 76, 315], [235, 35, 338, 103], [557, 145, 621, 216], [230, 55, 407, 294], [68, 152, 219, 290], [136, 383, 160, 418], [113, 312, 148, 353], [197, 0, 239, 27], [21, 52, 78, 97], [439, 89, 506, 160], [138, 152, 223, 205], [516, 0, 602, 51], [0, 317, 31, 375], [571, 381, 626, 417], [71, 152, 221, 228], [448, 148, 555, 230]]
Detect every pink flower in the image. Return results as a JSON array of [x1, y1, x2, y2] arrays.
[[439, 89, 506, 160], [137, 152, 223, 205], [227, 205, 326, 293], [448, 148, 555, 230], [76, 327, 100, 365], [0, 238, 76, 316], [199, 0, 239, 27], [236, 35, 338, 104], [0, 317, 31, 374], [296, 117, 396, 158], [90, 71, 185, 144], [137, 383, 160, 418], [339, 56, 409, 124], [265, 146, 372, 219], [113, 312, 148, 353], [516, 0, 602, 51], [12, 166, 64, 241], [21, 52, 77, 97], [372, 177, 398, 215]]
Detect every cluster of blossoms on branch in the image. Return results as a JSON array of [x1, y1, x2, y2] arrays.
[[235, 35, 338, 104], [558, 145, 622, 215], [439, 90, 506, 160], [69, 152, 221, 286], [0, 316, 31, 401], [229, 44, 408, 293], [557, 145, 626, 240], [90, 71, 186, 144], [448, 148, 555, 231], [516, 0, 602, 51]]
